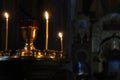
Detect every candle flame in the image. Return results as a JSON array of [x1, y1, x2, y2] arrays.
[[4, 12, 9, 19], [45, 11, 49, 20], [58, 32, 63, 38]]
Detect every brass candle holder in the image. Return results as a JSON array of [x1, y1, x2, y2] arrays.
[[20, 20, 38, 56]]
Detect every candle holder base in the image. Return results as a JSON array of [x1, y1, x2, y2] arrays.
[[41, 50, 64, 59], [3, 50, 11, 56]]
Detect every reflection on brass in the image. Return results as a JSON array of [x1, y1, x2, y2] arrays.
[[35, 50, 44, 58], [4, 50, 11, 56], [39, 50, 64, 59], [0, 50, 3, 56]]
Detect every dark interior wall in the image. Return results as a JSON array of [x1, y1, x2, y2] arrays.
[[0, 1, 3, 49]]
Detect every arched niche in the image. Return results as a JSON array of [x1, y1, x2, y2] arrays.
[[92, 13, 120, 52], [92, 13, 120, 79], [72, 49, 90, 76], [99, 41, 120, 79]]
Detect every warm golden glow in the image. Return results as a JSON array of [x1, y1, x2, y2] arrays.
[[58, 32, 63, 38], [12, 55, 19, 58], [33, 29, 36, 38], [36, 51, 44, 58], [45, 11, 49, 20], [50, 55, 55, 59], [38, 52, 41, 56], [4, 12, 9, 19], [21, 51, 25, 56]]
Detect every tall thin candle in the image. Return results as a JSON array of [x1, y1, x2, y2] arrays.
[[58, 32, 63, 52], [4, 12, 9, 51], [45, 11, 49, 50]]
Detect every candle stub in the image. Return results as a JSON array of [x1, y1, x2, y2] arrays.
[[58, 32, 63, 52]]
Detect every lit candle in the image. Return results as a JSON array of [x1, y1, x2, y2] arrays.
[[45, 11, 49, 50], [4, 12, 9, 51], [58, 32, 63, 52]]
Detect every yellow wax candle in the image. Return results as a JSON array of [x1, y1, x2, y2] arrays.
[[45, 11, 49, 50], [4, 12, 9, 51], [58, 32, 63, 52]]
